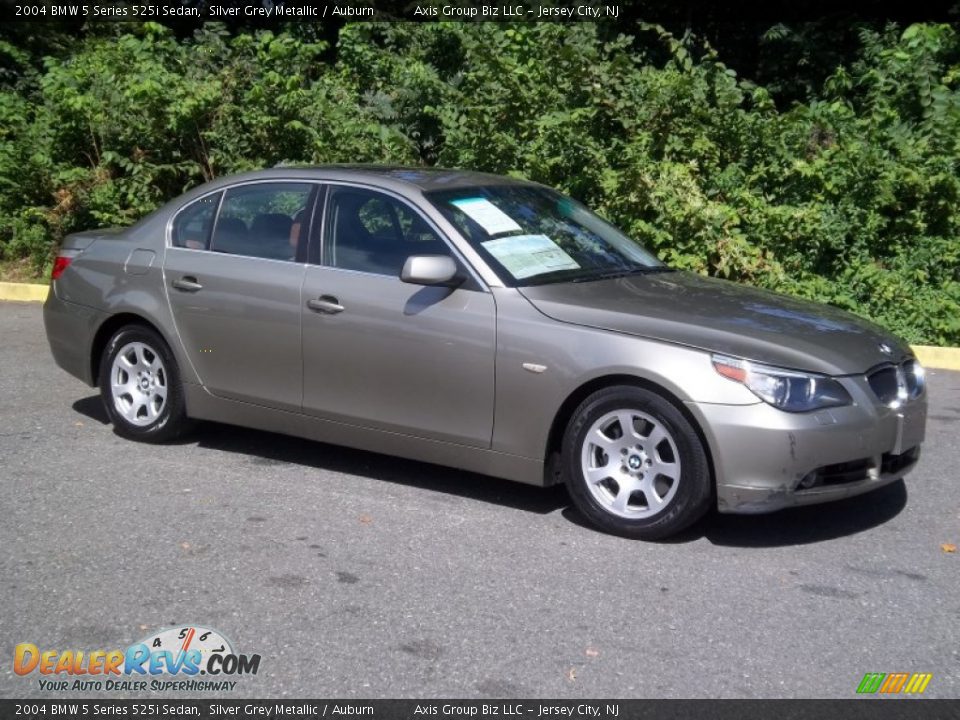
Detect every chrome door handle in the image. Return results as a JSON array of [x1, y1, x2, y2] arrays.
[[172, 276, 203, 292], [306, 296, 345, 314]]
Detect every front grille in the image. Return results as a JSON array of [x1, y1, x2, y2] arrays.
[[796, 458, 872, 491], [881, 447, 919, 475], [867, 365, 900, 405], [796, 447, 920, 492], [865, 359, 925, 407], [819, 458, 872, 486]]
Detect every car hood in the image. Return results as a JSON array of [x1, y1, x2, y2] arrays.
[[518, 271, 912, 375]]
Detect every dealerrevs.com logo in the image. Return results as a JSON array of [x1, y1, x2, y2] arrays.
[[14, 625, 261, 692]]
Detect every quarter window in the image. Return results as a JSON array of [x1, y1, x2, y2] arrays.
[[324, 186, 449, 275], [171, 192, 221, 250], [210, 183, 313, 261]]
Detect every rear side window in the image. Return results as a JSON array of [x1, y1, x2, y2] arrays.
[[210, 183, 313, 262], [171, 192, 221, 249]]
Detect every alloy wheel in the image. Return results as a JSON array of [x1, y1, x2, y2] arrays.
[[109, 341, 168, 427], [580, 409, 682, 519]]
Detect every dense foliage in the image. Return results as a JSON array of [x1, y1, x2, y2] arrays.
[[1, 20, 958, 344]]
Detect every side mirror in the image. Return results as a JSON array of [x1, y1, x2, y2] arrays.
[[400, 255, 462, 287]]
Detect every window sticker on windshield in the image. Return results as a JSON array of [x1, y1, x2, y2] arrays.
[[482, 234, 580, 279], [451, 197, 522, 235]]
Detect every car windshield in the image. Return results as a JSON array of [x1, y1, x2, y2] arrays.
[[425, 184, 669, 286]]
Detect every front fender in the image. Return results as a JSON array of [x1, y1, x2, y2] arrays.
[[490, 288, 757, 460]]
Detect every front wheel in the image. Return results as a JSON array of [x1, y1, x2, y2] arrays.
[[98, 325, 191, 443], [562, 385, 712, 540]]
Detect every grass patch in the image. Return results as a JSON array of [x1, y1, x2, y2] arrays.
[[0, 258, 48, 284]]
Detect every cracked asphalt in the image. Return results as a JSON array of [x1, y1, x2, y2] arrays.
[[1, 301, 958, 699]]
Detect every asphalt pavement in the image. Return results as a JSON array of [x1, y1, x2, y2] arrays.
[[1, 301, 958, 699]]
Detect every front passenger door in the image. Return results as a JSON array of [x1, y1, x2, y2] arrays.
[[301, 185, 496, 447]]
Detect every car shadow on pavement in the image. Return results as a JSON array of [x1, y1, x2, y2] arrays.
[[72, 396, 110, 424], [683, 480, 907, 547], [559, 479, 908, 546], [193, 414, 911, 546], [70, 393, 567, 514], [71, 394, 909, 541], [194, 419, 571, 516]]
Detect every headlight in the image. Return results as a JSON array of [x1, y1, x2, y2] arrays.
[[712, 354, 852, 412], [903, 359, 925, 399]]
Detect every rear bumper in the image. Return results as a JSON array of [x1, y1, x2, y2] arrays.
[[43, 286, 103, 386], [687, 387, 927, 514]]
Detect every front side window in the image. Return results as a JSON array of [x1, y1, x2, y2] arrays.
[[210, 183, 313, 261], [324, 186, 449, 276], [426, 185, 666, 286], [171, 192, 222, 249]]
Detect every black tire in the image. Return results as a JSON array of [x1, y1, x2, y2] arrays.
[[98, 324, 192, 443], [561, 385, 712, 540]]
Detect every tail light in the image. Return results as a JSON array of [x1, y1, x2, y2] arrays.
[[50, 255, 73, 281]]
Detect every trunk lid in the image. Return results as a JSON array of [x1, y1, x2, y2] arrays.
[[60, 228, 126, 252]]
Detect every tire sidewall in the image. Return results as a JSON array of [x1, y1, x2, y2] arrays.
[[98, 325, 187, 442], [562, 386, 711, 540]]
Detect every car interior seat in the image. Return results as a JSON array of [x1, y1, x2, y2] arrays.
[[331, 194, 378, 272], [212, 216, 250, 256], [250, 213, 295, 260]]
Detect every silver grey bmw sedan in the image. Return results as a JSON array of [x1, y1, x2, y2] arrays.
[[43, 166, 927, 539]]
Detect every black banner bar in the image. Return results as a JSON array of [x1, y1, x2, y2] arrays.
[[0, 0, 958, 24], [2, 700, 959, 720]]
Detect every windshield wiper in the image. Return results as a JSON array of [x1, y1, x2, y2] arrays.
[[570, 266, 674, 283]]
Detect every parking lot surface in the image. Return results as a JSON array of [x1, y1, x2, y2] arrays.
[[1, 301, 958, 698]]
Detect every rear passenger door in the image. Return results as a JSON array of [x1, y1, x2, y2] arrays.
[[164, 182, 316, 411]]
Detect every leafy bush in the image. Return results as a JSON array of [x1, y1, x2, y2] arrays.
[[1, 20, 958, 345]]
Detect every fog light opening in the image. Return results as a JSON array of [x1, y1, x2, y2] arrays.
[[798, 471, 820, 490]]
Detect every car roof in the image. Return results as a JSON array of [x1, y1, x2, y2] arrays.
[[287, 165, 532, 191], [141, 164, 541, 236], [196, 165, 533, 194]]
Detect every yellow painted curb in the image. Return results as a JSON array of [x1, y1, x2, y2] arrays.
[[0, 280, 958, 370], [0, 281, 48, 302], [911, 345, 960, 372]]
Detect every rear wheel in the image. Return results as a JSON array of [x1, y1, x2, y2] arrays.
[[562, 385, 711, 540], [98, 325, 191, 442]]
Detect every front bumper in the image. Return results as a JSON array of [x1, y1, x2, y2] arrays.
[[687, 379, 927, 514]]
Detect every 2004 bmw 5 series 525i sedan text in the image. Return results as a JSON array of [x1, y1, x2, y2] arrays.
[[43, 166, 927, 539]]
